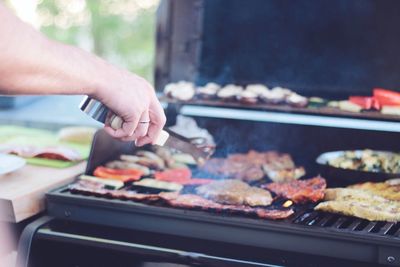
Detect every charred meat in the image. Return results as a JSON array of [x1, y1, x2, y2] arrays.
[[263, 176, 326, 203], [196, 180, 273, 207]]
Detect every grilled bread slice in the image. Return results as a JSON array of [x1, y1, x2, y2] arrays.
[[315, 188, 400, 222]]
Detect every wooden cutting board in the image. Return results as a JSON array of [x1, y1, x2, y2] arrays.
[[0, 161, 86, 223]]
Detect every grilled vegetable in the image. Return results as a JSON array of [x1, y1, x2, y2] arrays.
[[164, 81, 195, 101], [134, 178, 183, 191], [79, 175, 124, 189], [286, 93, 308, 107], [338, 100, 362, 113], [217, 85, 243, 100], [172, 153, 196, 165], [105, 160, 150, 176], [93, 166, 143, 182], [381, 105, 400, 116], [236, 90, 258, 104], [373, 88, 400, 106]]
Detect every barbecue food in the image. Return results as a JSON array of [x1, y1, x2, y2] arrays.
[[196, 180, 273, 206], [327, 150, 400, 174], [159, 192, 293, 220], [69, 181, 293, 220], [236, 90, 259, 104], [120, 154, 165, 170], [348, 179, 400, 201], [134, 179, 183, 191], [79, 175, 124, 190], [164, 81, 195, 101], [263, 176, 326, 203], [286, 93, 308, 108], [0, 145, 82, 161], [245, 84, 269, 96], [217, 84, 243, 101], [200, 150, 304, 182], [93, 166, 143, 182], [105, 160, 151, 175], [315, 188, 400, 222], [197, 82, 220, 99], [69, 180, 160, 201]]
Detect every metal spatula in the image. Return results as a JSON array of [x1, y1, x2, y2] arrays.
[[79, 96, 214, 163]]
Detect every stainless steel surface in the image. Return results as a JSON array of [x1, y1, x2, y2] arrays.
[[80, 96, 109, 124]]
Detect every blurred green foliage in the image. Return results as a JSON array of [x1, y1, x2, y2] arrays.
[[36, 0, 159, 83]]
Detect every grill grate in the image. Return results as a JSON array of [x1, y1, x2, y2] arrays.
[[293, 209, 400, 238]]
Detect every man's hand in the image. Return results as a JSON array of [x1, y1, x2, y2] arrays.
[[94, 70, 166, 146]]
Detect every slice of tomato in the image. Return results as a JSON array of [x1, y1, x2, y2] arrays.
[[154, 168, 192, 183], [349, 96, 374, 109], [93, 166, 143, 182], [373, 88, 400, 106]]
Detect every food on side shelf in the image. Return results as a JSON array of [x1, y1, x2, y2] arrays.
[[105, 160, 150, 176], [314, 188, 400, 222], [134, 179, 183, 192], [79, 175, 124, 190], [196, 180, 273, 207], [381, 105, 400, 116], [93, 166, 143, 182], [373, 88, 400, 106], [58, 127, 97, 144], [197, 82, 220, 99], [307, 97, 328, 108], [0, 145, 82, 161], [338, 100, 362, 113], [164, 81, 195, 101], [349, 96, 380, 110], [217, 84, 243, 100], [286, 93, 308, 108], [245, 84, 269, 96], [259, 88, 287, 104], [348, 179, 400, 201], [200, 150, 304, 182], [236, 90, 259, 104], [327, 150, 400, 174], [263, 176, 326, 203], [159, 192, 293, 220]]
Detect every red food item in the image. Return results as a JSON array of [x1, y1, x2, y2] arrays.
[[154, 168, 192, 183], [0, 145, 82, 161], [349, 96, 374, 109], [373, 88, 400, 106], [93, 166, 143, 182], [263, 176, 326, 203]]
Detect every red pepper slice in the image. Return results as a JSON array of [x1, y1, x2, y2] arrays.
[[349, 96, 374, 109], [154, 168, 192, 183], [373, 88, 400, 106], [93, 166, 143, 182]]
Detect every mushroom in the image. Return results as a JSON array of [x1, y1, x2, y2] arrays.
[[217, 84, 243, 101]]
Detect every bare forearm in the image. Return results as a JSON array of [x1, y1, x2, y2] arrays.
[[0, 3, 111, 97]]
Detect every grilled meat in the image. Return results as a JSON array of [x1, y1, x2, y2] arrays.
[[348, 179, 400, 201], [159, 192, 293, 220], [105, 160, 150, 176], [314, 188, 400, 222], [69, 180, 160, 201], [69, 180, 292, 220], [196, 180, 273, 206], [200, 150, 304, 182], [263, 176, 326, 203]]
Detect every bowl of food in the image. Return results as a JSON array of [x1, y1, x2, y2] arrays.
[[316, 149, 400, 186]]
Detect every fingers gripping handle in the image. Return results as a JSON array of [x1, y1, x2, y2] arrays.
[[109, 114, 169, 146]]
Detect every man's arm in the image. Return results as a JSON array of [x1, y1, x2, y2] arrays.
[[0, 4, 166, 145]]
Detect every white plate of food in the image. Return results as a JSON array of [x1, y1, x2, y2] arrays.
[[0, 153, 26, 175]]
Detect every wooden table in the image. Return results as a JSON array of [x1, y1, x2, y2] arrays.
[[0, 162, 86, 223]]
